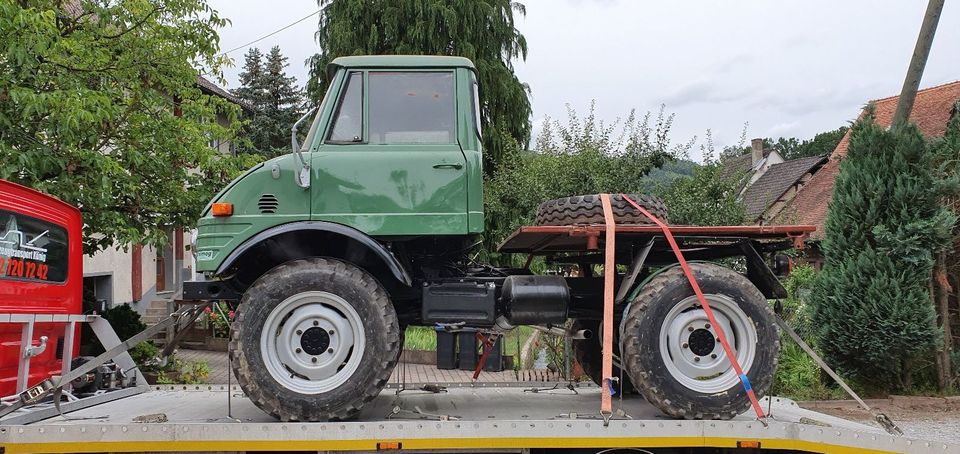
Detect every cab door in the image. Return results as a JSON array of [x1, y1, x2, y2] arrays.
[[311, 70, 469, 236]]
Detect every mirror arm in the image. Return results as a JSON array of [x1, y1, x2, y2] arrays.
[[291, 107, 318, 188]]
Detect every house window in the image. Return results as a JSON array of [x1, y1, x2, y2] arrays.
[[368, 72, 455, 144]]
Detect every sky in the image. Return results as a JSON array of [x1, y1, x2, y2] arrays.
[[207, 0, 960, 160]]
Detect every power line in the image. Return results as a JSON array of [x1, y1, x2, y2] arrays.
[[218, 9, 321, 56]]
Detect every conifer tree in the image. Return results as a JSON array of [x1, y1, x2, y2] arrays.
[[810, 116, 954, 390], [234, 46, 304, 157], [306, 0, 531, 173]]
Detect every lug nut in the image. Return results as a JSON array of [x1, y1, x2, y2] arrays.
[[295, 348, 302, 353], [313, 320, 319, 326], [328, 329, 335, 335], [681, 343, 689, 349], [296, 329, 303, 335], [327, 348, 334, 354], [704, 323, 711, 329], [311, 357, 318, 363], [687, 326, 694, 332], [694, 357, 701, 362], [711, 354, 717, 359]]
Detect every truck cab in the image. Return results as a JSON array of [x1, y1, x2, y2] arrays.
[[193, 56, 483, 285]]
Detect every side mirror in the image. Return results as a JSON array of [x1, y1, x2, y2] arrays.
[[291, 107, 318, 188]]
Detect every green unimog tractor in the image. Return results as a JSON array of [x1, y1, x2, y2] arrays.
[[184, 55, 795, 422]]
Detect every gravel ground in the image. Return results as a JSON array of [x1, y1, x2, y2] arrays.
[[800, 396, 960, 445]]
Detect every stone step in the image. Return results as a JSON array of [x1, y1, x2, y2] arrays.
[[145, 307, 170, 316]]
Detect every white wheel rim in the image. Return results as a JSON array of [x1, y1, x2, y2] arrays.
[[260, 291, 366, 394], [658, 294, 757, 393]]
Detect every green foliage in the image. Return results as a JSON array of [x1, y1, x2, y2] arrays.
[[0, 0, 258, 254], [482, 104, 688, 259], [724, 127, 848, 162], [203, 302, 234, 338], [810, 119, 954, 391], [306, 0, 531, 172], [233, 46, 305, 158], [129, 340, 160, 368], [655, 163, 745, 226], [403, 326, 437, 351], [180, 360, 210, 384]]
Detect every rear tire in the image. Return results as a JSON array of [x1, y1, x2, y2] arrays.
[[620, 263, 779, 419], [231, 257, 400, 421], [535, 194, 668, 226]]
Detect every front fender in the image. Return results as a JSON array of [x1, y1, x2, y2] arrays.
[[216, 221, 412, 286]]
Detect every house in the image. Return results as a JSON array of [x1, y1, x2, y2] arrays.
[[720, 139, 785, 191], [81, 76, 249, 311], [774, 80, 960, 266], [721, 139, 827, 224]]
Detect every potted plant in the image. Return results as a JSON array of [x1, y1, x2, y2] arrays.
[[202, 302, 234, 351]]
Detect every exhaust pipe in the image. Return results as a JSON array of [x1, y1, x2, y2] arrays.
[[532, 325, 592, 340]]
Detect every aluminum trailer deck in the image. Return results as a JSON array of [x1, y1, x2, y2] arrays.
[[2, 384, 957, 453]]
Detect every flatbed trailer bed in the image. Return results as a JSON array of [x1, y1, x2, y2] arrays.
[[2, 384, 957, 453]]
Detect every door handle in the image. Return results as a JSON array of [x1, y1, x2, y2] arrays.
[[433, 163, 463, 170]]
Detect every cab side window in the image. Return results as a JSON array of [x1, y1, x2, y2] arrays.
[[368, 72, 455, 144], [328, 72, 363, 142]]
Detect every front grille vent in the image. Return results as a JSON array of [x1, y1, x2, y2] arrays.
[[258, 194, 279, 213]]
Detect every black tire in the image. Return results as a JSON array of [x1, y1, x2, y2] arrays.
[[230, 257, 400, 421], [535, 194, 668, 226], [571, 320, 635, 394], [621, 263, 779, 419]]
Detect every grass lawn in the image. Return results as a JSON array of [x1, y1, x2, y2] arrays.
[[404, 325, 537, 355]]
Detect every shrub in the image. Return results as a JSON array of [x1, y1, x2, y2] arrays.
[[810, 118, 953, 392]]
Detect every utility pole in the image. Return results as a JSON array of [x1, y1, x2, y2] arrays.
[[891, 0, 945, 131]]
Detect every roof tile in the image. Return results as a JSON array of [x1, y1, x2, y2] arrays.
[[775, 80, 960, 238]]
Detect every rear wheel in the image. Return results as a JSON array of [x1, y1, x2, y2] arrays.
[[231, 257, 400, 421], [621, 263, 779, 419]]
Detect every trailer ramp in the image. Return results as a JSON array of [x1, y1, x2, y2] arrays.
[[2, 385, 956, 453]]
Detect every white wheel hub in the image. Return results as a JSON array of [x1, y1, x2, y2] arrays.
[[659, 294, 757, 393], [261, 291, 366, 394]]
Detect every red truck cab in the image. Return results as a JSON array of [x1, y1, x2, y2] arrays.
[[0, 180, 82, 397]]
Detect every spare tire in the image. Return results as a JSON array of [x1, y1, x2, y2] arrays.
[[535, 194, 668, 226]]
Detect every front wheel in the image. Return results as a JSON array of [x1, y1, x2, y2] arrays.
[[231, 258, 400, 421], [620, 263, 779, 420]]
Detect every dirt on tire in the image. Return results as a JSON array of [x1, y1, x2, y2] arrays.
[[535, 194, 668, 226], [230, 257, 400, 421]]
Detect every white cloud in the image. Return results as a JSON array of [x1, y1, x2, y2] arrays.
[[208, 0, 960, 153]]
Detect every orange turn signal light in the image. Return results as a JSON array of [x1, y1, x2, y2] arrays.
[[376, 441, 402, 450], [737, 440, 761, 449], [211, 203, 233, 217]]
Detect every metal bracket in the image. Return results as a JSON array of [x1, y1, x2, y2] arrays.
[[24, 335, 48, 358], [615, 238, 655, 304]]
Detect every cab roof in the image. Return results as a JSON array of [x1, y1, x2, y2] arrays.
[[328, 55, 476, 74]]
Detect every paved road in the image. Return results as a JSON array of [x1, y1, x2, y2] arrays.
[[176, 349, 565, 385]]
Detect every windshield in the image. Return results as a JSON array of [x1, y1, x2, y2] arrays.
[[299, 72, 339, 151]]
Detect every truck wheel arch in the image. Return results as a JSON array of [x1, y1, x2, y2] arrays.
[[216, 221, 413, 292]]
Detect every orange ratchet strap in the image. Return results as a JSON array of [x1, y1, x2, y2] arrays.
[[620, 194, 767, 420]]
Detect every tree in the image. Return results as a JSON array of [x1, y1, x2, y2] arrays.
[[657, 132, 745, 226], [483, 103, 688, 258], [809, 117, 953, 391], [233, 46, 304, 157], [306, 0, 531, 173], [0, 0, 256, 254], [721, 127, 848, 161]]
